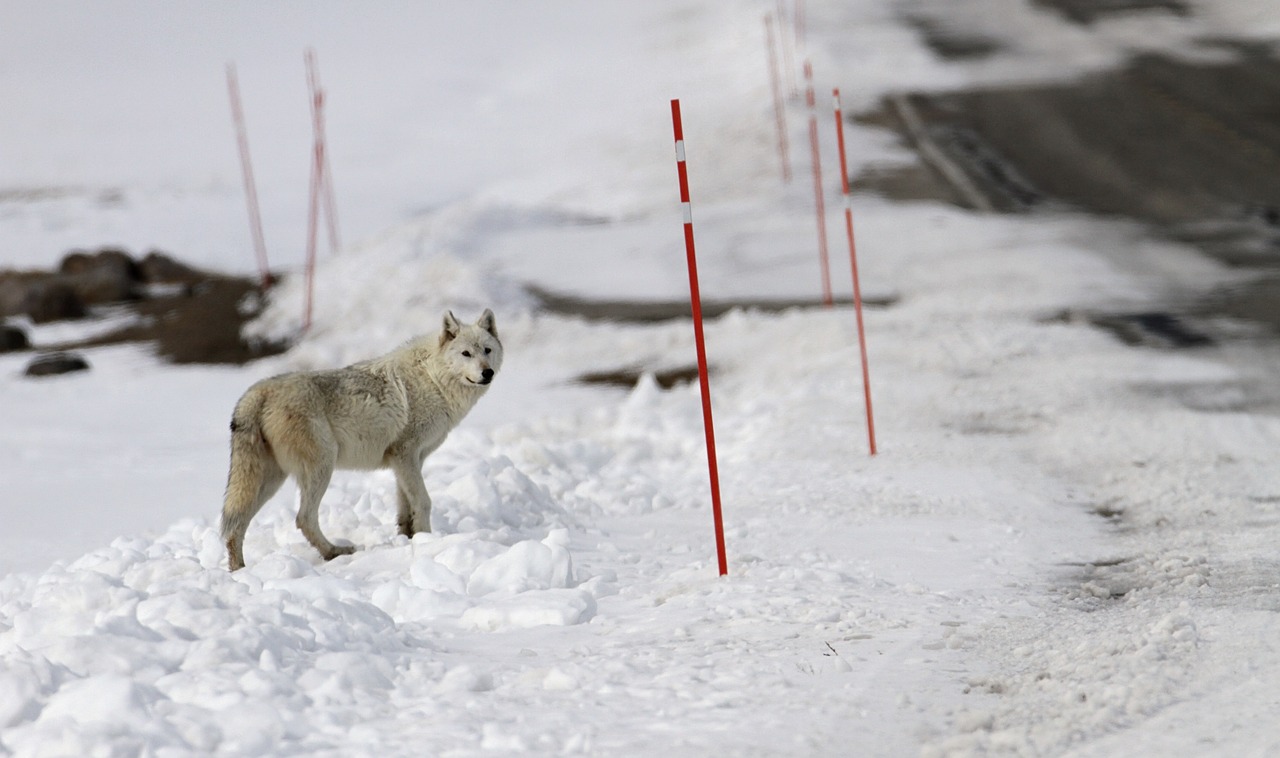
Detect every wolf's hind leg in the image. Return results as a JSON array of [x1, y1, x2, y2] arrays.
[[222, 450, 286, 571], [295, 463, 353, 562], [392, 456, 432, 537]]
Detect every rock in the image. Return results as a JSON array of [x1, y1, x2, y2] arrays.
[[23, 280, 86, 323], [0, 276, 28, 317], [138, 251, 207, 285], [25, 352, 90, 377], [57, 250, 95, 276], [59, 248, 140, 280], [0, 325, 29, 352], [65, 268, 139, 305], [59, 249, 142, 305]]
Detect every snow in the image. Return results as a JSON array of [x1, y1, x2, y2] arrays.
[[3, 0, 1280, 755]]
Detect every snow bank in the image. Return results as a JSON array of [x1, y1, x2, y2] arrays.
[[0, 368, 735, 753], [8, 0, 1280, 755]]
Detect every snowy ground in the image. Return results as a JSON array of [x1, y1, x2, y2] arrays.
[[3, 1, 1280, 755]]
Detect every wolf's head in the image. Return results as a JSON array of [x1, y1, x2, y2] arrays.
[[438, 309, 503, 387]]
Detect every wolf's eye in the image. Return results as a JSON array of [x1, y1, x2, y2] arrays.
[[462, 350, 472, 357], [484, 348, 491, 355]]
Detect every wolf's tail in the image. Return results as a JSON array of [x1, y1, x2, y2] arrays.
[[220, 389, 271, 545]]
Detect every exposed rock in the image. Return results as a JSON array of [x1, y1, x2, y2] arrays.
[[2, 247, 287, 365], [0, 276, 29, 317], [0, 325, 29, 352], [59, 249, 142, 305], [59, 248, 140, 280], [69, 268, 139, 305], [23, 280, 86, 323], [25, 352, 90, 377], [138, 250, 209, 285]]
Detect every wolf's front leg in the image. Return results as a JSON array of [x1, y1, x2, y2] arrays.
[[392, 457, 433, 537]]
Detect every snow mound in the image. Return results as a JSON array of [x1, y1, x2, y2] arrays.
[[246, 201, 539, 365], [0, 440, 593, 752], [0, 377, 722, 753]]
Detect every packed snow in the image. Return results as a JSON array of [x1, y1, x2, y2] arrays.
[[3, 1, 1280, 755]]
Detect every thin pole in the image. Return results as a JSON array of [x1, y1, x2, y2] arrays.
[[306, 49, 341, 256], [804, 61, 832, 306], [226, 63, 272, 290], [670, 99, 728, 577], [302, 127, 320, 333], [795, 0, 807, 54], [301, 53, 324, 333], [776, 0, 797, 97], [764, 15, 792, 183], [833, 88, 877, 455]]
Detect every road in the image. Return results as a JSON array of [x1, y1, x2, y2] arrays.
[[862, 3, 1280, 334]]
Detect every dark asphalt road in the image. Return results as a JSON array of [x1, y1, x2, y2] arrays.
[[859, 6, 1280, 337]]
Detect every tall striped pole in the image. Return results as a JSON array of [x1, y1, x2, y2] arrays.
[[226, 64, 272, 291], [833, 88, 877, 455], [777, 0, 798, 97], [795, 0, 807, 56], [302, 73, 322, 333], [670, 99, 728, 577], [804, 61, 833, 306], [302, 49, 341, 333], [764, 14, 792, 183], [306, 49, 341, 256]]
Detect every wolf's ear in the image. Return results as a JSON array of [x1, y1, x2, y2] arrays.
[[440, 310, 461, 346], [477, 308, 498, 339]]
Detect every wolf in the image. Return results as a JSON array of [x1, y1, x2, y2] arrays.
[[220, 309, 502, 570]]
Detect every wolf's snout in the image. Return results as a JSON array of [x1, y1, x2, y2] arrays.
[[480, 368, 494, 384]]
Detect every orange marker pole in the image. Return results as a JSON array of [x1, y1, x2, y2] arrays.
[[302, 48, 341, 333], [804, 61, 832, 306], [764, 15, 791, 183], [301, 76, 322, 333], [306, 49, 341, 256], [670, 99, 728, 577], [776, 0, 797, 97], [832, 88, 877, 455], [226, 64, 272, 290]]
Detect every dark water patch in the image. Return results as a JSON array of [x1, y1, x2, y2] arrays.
[[1042, 308, 1213, 349], [902, 15, 1004, 61], [528, 285, 898, 324], [1091, 502, 1126, 522], [1195, 276, 1280, 334], [1032, 0, 1190, 24], [577, 365, 702, 389], [1090, 312, 1213, 348]]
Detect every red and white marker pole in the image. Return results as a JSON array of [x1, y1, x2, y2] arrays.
[[764, 14, 791, 183], [776, 0, 797, 97], [306, 49, 341, 257], [795, 0, 807, 56], [833, 88, 877, 455], [302, 84, 321, 332], [670, 99, 728, 578], [804, 61, 833, 307], [226, 64, 272, 291], [302, 49, 340, 333]]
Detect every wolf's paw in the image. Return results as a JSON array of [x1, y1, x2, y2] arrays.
[[399, 521, 432, 538], [324, 543, 357, 561]]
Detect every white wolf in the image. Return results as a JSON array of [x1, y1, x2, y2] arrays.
[[220, 309, 502, 570]]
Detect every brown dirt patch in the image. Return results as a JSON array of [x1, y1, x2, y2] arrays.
[[55, 276, 289, 364]]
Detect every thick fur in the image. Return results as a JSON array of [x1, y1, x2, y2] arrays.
[[220, 309, 502, 570]]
